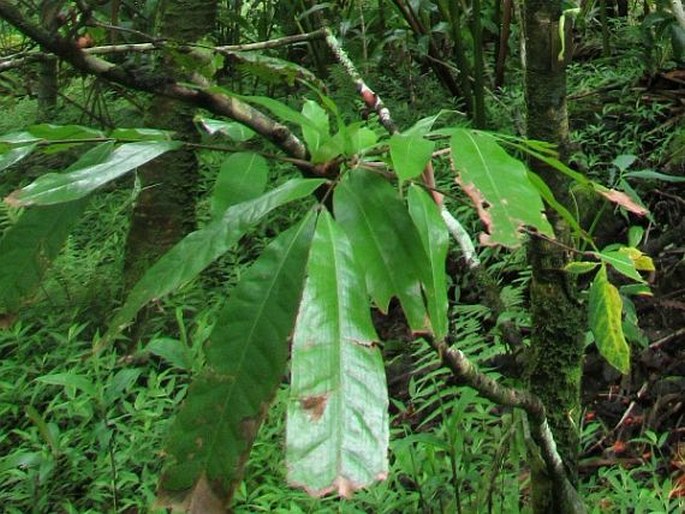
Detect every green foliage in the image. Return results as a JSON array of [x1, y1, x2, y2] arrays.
[[286, 211, 388, 497]]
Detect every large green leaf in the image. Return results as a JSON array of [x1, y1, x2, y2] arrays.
[[450, 129, 554, 248], [333, 170, 429, 332], [158, 214, 315, 509], [0, 199, 88, 312], [389, 134, 435, 181], [588, 266, 630, 374], [6, 141, 180, 207], [103, 178, 324, 345], [211, 152, 269, 219], [301, 100, 330, 154], [407, 186, 449, 339], [286, 211, 388, 497]]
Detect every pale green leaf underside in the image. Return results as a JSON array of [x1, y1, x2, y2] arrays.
[[286, 211, 388, 498], [103, 178, 324, 345], [589, 266, 630, 374], [7, 141, 180, 206], [159, 215, 315, 502], [451, 129, 554, 248]]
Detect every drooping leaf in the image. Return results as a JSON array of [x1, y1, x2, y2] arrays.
[[389, 134, 435, 181], [0, 144, 37, 173], [333, 170, 429, 332], [102, 178, 324, 346], [211, 152, 269, 218], [158, 214, 315, 509], [612, 154, 637, 172], [450, 129, 554, 248], [588, 266, 630, 374], [286, 211, 388, 498], [237, 94, 319, 132], [619, 246, 655, 272], [407, 186, 449, 339], [301, 100, 330, 153], [0, 199, 88, 312], [6, 141, 180, 207], [36, 372, 97, 397]]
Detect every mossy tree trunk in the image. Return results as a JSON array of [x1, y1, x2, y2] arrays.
[[523, 1, 585, 512], [124, 0, 217, 287]]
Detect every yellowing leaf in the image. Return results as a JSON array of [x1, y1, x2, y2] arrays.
[[588, 266, 630, 374], [618, 246, 655, 272]]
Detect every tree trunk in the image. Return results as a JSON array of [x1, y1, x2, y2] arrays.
[[124, 0, 217, 288], [523, 0, 585, 512]]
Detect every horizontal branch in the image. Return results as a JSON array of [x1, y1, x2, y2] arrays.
[[425, 336, 586, 513], [0, 0, 316, 170]]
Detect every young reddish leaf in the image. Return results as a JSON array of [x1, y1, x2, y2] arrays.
[[588, 266, 630, 374], [594, 186, 648, 216]]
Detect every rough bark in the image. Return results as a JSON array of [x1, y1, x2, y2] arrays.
[[523, 0, 585, 512], [123, 0, 217, 287]]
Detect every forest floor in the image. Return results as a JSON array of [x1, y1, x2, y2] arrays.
[[578, 67, 685, 499]]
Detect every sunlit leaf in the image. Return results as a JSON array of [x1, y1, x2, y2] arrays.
[[588, 266, 630, 374], [450, 129, 554, 248], [0, 144, 37, 173], [286, 211, 388, 498], [211, 152, 269, 218], [333, 170, 429, 332], [389, 134, 435, 181], [407, 186, 449, 339], [158, 214, 315, 509], [6, 141, 180, 207], [109, 128, 175, 141], [102, 179, 324, 346]]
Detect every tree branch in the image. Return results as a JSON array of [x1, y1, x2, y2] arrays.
[[0, 0, 316, 171]]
